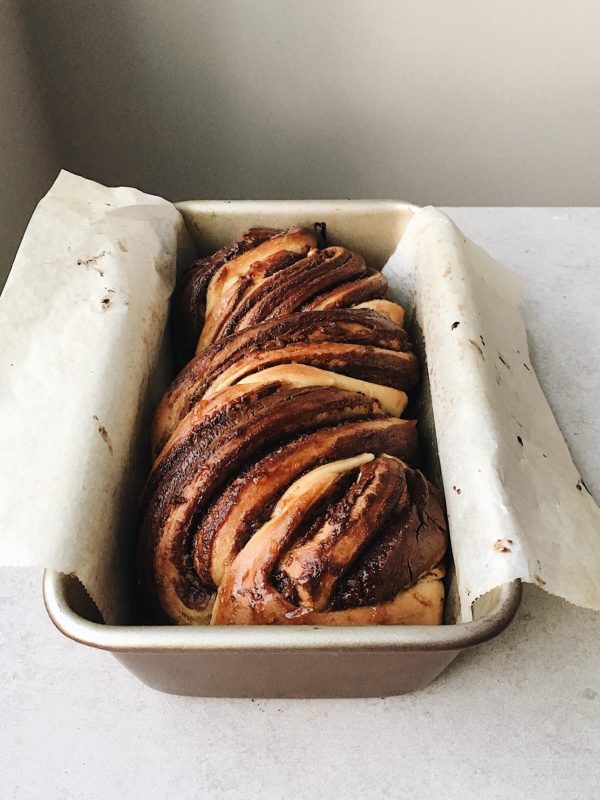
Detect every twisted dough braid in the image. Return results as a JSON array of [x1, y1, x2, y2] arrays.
[[139, 227, 448, 625], [152, 307, 418, 458], [214, 454, 446, 625]]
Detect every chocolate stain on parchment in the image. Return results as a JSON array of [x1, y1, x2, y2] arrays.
[[468, 339, 484, 359], [100, 288, 116, 310], [76, 251, 109, 276], [93, 415, 113, 455]]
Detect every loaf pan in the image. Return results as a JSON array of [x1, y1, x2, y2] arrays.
[[43, 200, 522, 698]]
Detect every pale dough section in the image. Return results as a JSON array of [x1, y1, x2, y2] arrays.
[[238, 364, 408, 417]]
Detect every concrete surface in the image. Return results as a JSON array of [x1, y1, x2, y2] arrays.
[[1, 208, 599, 799]]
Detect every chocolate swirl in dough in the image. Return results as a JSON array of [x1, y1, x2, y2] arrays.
[[139, 226, 448, 625], [152, 307, 418, 458], [173, 227, 316, 363]]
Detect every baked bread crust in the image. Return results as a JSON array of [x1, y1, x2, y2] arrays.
[[151, 307, 416, 458], [139, 226, 448, 626]]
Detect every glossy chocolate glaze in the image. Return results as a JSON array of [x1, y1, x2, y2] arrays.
[[195, 418, 418, 587], [275, 456, 405, 611], [330, 468, 448, 609], [211, 454, 446, 626]]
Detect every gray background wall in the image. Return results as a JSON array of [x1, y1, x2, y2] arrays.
[[3, 0, 600, 284], [1, 1, 59, 286]]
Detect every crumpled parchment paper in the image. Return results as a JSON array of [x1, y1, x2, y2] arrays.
[[384, 207, 600, 620], [0, 171, 191, 623]]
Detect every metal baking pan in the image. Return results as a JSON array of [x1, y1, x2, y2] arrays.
[[43, 200, 522, 698]]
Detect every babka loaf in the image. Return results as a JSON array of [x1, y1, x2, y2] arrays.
[[138, 227, 448, 625]]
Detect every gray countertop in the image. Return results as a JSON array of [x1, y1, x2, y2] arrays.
[[2, 208, 599, 800]]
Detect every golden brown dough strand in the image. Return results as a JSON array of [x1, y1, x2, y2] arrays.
[[140, 385, 404, 624], [140, 225, 448, 627], [152, 307, 413, 459], [212, 455, 447, 625]]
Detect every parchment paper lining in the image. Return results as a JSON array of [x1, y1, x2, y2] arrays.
[[1, 176, 599, 624]]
